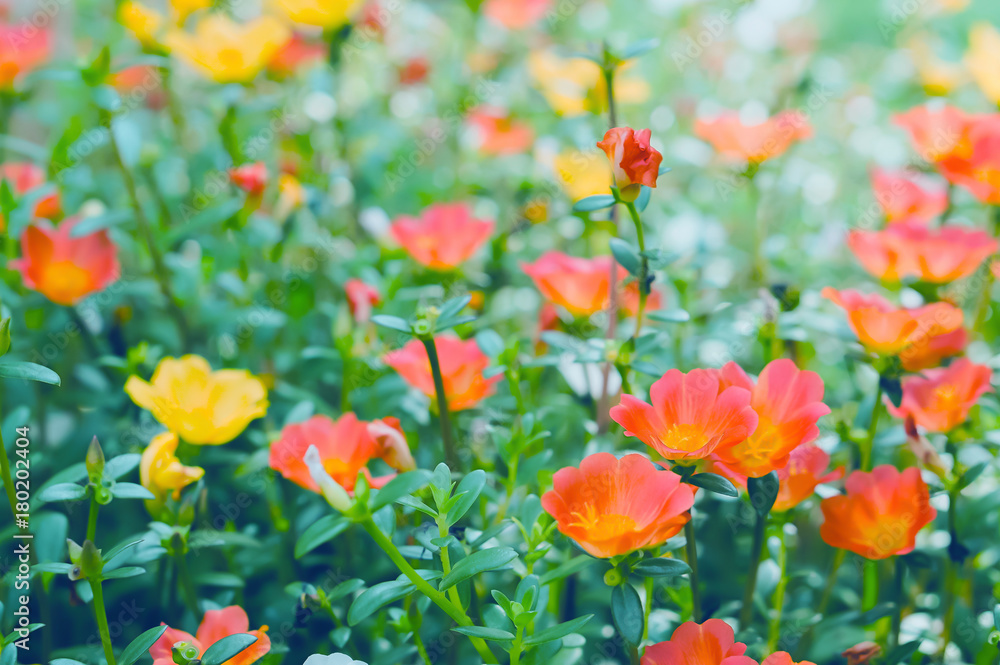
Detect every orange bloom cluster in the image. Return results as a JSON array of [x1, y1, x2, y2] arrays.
[[695, 111, 812, 164], [521, 252, 660, 318], [611, 360, 829, 479], [0, 22, 50, 90], [467, 107, 535, 155], [820, 465, 936, 559], [384, 335, 499, 411], [642, 618, 819, 665], [149, 606, 270, 665], [886, 358, 993, 433], [269, 413, 415, 494], [822, 288, 965, 369], [848, 221, 997, 283], [541, 453, 694, 558], [390, 202, 494, 270]]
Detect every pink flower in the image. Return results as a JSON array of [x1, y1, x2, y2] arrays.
[[869, 168, 948, 223], [345, 279, 381, 323], [390, 203, 494, 270]]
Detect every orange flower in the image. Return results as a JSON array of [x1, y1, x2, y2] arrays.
[[521, 252, 659, 317], [610, 368, 758, 462], [229, 162, 268, 195], [384, 336, 500, 411], [597, 127, 663, 191], [847, 222, 998, 283], [762, 654, 816, 665], [899, 325, 967, 372], [937, 115, 1000, 204], [268, 33, 326, 77], [694, 111, 812, 164], [269, 413, 413, 493], [345, 279, 381, 324], [389, 203, 494, 270], [467, 107, 534, 155], [886, 358, 993, 433], [711, 360, 830, 478], [708, 444, 843, 512], [0, 162, 60, 231], [892, 105, 981, 163], [482, 0, 551, 28], [149, 606, 270, 665], [541, 453, 694, 559], [642, 619, 757, 665], [0, 23, 50, 90], [820, 465, 936, 559], [869, 168, 948, 223], [822, 288, 963, 358], [11, 219, 120, 306]]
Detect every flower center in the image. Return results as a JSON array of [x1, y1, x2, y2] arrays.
[[40, 260, 91, 304], [661, 423, 709, 453], [569, 504, 637, 540]]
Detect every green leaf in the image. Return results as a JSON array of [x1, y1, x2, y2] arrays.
[[748, 471, 779, 517], [348, 577, 414, 625], [372, 315, 412, 334], [0, 361, 61, 385], [110, 482, 155, 500], [632, 557, 691, 578], [70, 209, 132, 237], [539, 555, 595, 585], [118, 625, 168, 665], [166, 198, 243, 244], [993, 603, 1000, 631], [523, 614, 593, 647], [635, 185, 652, 212], [685, 473, 739, 497], [621, 38, 659, 60], [957, 461, 988, 490], [104, 454, 141, 480], [370, 469, 432, 511], [648, 309, 691, 323], [36, 483, 87, 503], [572, 194, 615, 212], [451, 626, 515, 641], [102, 566, 145, 579], [445, 470, 486, 526], [439, 547, 518, 591], [611, 584, 643, 646], [200, 634, 259, 665], [882, 639, 922, 665], [295, 515, 350, 558], [32, 562, 73, 574], [609, 238, 641, 276]]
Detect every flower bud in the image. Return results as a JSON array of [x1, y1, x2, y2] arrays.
[[304, 445, 353, 512]]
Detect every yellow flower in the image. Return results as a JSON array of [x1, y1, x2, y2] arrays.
[[554, 150, 613, 202], [273, 0, 363, 29], [170, 0, 212, 22], [120, 1, 165, 47], [908, 36, 967, 96], [165, 15, 291, 84], [125, 355, 269, 445], [965, 23, 1000, 105], [528, 50, 649, 117], [140, 431, 204, 507]]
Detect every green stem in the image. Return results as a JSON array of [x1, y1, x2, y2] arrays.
[[862, 558, 878, 613], [767, 523, 788, 653], [818, 548, 846, 616], [642, 576, 654, 642], [359, 517, 498, 663], [173, 548, 201, 619], [684, 519, 702, 621], [510, 626, 524, 665], [106, 112, 190, 347], [436, 516, 465, 611], [739, 510, 767, 628], [861, 382, 882, 472], [420, 335, 459, 471], [0, 424, 18, 526], [87, 495, 99, 543], [89, 580, 117, 665], [623, 201, 649, 333], [890, 556, 904, 650]]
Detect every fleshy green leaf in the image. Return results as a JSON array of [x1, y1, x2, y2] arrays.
[[439, 547, 518, 591]]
